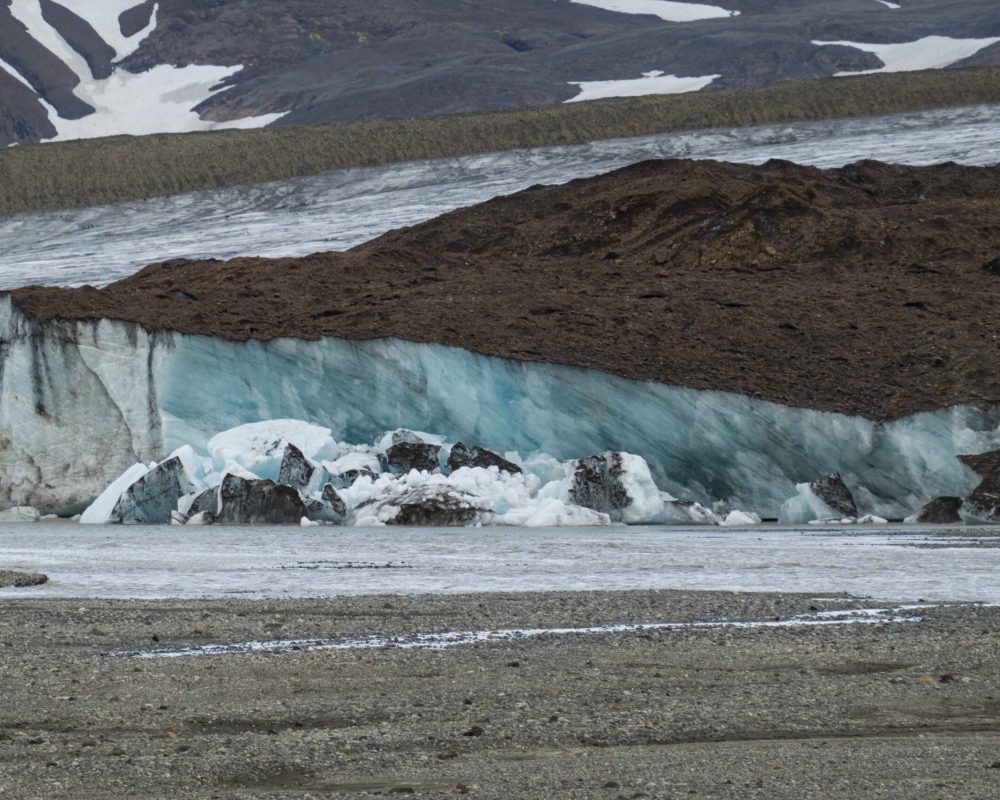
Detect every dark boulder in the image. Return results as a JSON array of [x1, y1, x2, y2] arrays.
[[809, 472, 858, 518], [216, 474, 306, 524], [447, 442, 521, 474], [982, 257, 1000, 276], [958, 450, 1000, 478], [304, 484, 347, 523], [187, 487, 220, 516], [568, 452, 630, 522], [278, 442, 314, 489], [385, 442, 441, 474], [336, 468, 380, 487], [0, 570, 48, 588], [907, 496, 962, 524], [359, 486, 481, 526], [111, 456, 197, 524], [962, 471, 1000, 524]]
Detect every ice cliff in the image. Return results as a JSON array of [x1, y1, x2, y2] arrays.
[[1, 295, 997, 518]]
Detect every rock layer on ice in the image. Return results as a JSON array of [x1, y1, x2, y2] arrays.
[[14, 158, 1000, 422]]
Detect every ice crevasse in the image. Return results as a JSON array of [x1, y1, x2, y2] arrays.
[[0, 295, 997, 518]]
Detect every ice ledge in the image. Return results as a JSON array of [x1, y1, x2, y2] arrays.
[[1, 296, 997, 517]]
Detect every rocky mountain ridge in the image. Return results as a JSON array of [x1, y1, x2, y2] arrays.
[[2, 0, 1000, 146]]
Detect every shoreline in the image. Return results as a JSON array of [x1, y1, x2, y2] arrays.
[[1, 589, 998, 798]]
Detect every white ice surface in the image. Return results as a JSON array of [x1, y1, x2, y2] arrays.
[[124, 607, 922, 659], [79, 462, 151, 524], [4, 523, 1000, 601], [779, 484, 840, 525], [813, 35, 1000, 75], [5, 0, 285, 142], [874, 0, 900, 8], [206, 420, 341, 481], [2, 102, 996, 290], [568, 0, 737, 22], [566, 70, 719, 102]]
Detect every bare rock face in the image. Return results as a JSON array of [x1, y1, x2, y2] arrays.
[[447, 442, 521, 474], [0, 570, 48, 588], [962, 472, 1000, 524], [385, 442, 441, 474], [278, 442, 314, 489], [568, 452, 630, 523], [39, 0, 115, 80], [216, 474, 305, 524], [907, 496, 963, 525], [809, 472, 858, 519], [111, 456, 197, 524]]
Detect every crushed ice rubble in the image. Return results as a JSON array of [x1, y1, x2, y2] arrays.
[[54, 419, 952, 528], [118, 607, 925, 659]]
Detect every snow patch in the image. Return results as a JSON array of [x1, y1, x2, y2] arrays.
[[4, 0, 286, 142], [568, 0, 737, 22], [813, 36, 1000, 76], [567, 70, 719, 102], [874, 0, 901, 8]]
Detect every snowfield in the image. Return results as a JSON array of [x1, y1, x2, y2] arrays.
[[813, 35, 1000, 75], [566, 70, 720, 102], [568, 0, 737, 22]]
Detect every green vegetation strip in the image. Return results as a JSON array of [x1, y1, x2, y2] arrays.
[[2, 66, 1000, 217]]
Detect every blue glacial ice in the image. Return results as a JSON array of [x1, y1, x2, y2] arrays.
[[1, 295, 998, 518]]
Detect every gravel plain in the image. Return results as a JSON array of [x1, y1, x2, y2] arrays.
[[1, 589, 999, 798]]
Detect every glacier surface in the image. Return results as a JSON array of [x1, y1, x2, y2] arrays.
[[1, 297, 997, 519], [1, 103, 998, 290]]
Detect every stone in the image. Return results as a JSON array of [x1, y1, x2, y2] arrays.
[[568, 452, 629, 521], [385, 442, 441, 474], [336, 468, 380, 487], [277, 442, 314, 489], [958, 450, 1000, 478], [0, 570, 48, 588], [187, 488, 220, 516], [447, 442, 521, 474], [961, 471, 1000, 524], [304, 484, 347, 523], [216, 474, 306, 524], [809, 472, 858, 518], [358, 485, 482, 526], [905, 496, 962, 524], [111, 456, 197, 524]]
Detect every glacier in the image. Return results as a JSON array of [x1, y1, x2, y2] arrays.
[[1, 295, 997, 518]]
